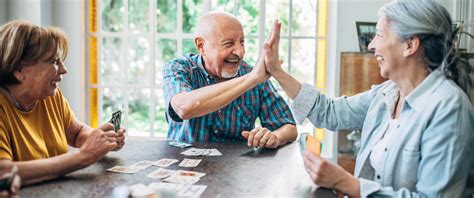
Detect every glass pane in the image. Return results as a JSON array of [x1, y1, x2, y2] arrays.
[[182, 39, 198, 55], [156, 0, 177, 33], [238, 0, 259, 35], [129, 0, 149, 33], [154, 89, 169, 137], [291, 39, 315, 85], [243, 37, 258, 65], [292, 0, 317, 36], [128, 89, 151, 136], [156, 39, 177, 85], [182, 0, 204, 33], [212, 0, 234, 13], [101, 0, 124, 32], [128, 37, 151, 85], [100, 37, 123, 85], [265, 0, 289, 36], [212, 0, 259, 35], [101, 87, 124, 124]]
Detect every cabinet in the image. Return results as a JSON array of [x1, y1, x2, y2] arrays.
[[337, 52, 387, 175]]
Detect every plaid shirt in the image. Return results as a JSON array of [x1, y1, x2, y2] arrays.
[[162, 53, 295, 143]]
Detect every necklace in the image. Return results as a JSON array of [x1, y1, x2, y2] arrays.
[[2, 87, 34, 111]]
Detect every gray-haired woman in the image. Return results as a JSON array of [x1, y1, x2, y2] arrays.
[[260, 0, 473, 197]]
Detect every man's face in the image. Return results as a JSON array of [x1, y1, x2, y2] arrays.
[[200, 19, 245, 80]]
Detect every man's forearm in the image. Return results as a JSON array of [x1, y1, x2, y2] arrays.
[[171, 73, 260, 120], [273, 124, 297, 145]]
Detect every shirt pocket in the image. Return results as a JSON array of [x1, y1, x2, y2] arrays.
[[396, 147, 421, 190], [234, 102, 256, 128]]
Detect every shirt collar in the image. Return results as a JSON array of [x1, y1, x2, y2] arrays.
[[404, 69, 444, 111]]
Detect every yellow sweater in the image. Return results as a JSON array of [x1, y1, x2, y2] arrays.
[[0, 89, 74, 161]]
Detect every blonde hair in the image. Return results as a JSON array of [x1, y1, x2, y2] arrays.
[[0, 20, 68, 85]]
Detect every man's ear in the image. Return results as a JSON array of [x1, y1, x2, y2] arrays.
[[195, 37, 205, 54], [403, 36, 421, 57]]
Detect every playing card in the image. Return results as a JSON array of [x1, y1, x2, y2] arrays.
[[177, 185, 207, 197], [146, 168, 176, 179], [207, 149, 222, 156], [108, 110, 122, 132], [129, 160, 153, 170], [148, 182, 185, 193], [168, 141, 192, 148], [306, 134, 321, 156], [175, 170, 206, 178], [128, 183, 154, 197], [106, 166, 141, 174], [178, 158, 202, 167], [164, 175, 200, 185], [181, 148, 206, 156], [152, 158, 179, 167]]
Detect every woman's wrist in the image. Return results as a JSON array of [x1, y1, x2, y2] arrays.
[[335, 174, 360, 197]]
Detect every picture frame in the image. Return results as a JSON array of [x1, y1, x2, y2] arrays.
[[356, 22, 377, 52]]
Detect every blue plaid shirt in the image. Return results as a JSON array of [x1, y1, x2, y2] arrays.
[[162, 53, 296, 143]]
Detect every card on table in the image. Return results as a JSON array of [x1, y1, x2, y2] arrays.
[[163, 175, 200, 185], [207, 149, 222, 156], [146, 168, 176, 179], [152, 158, 179, 167], [181, 148, 206, 156], [106, 166, 141, 174], [178, 158, 202, 167], [148, 182, 185, 193], [108, 110, 122, 132], [168, 141, 192, 148], [175, 170, 206, 178], [129, 160, 153, 170]]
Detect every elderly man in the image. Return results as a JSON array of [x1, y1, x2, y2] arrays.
[[163, 11, 296, 148]]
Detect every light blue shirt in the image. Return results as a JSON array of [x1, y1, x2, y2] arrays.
[[291, 69, 473, 197]]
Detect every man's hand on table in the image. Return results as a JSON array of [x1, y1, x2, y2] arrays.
[[241, 127, 282, 149]]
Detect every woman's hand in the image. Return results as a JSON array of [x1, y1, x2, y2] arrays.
[[303, 150, 360, 197], [79, 123, 118, 166], [264, 20, 284, 76], [112, 128, 126, 151]]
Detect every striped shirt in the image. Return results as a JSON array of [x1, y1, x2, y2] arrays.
[[162, 53, 295, 143]]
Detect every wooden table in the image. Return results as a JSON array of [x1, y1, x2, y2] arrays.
[[20, 138, 337, 197]]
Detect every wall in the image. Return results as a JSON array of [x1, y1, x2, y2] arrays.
[[1, 0, 85, 120]]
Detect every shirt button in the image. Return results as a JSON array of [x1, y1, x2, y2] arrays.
[[376, 175, 381, 179], [397, 125, 400, 128], [384, 148, 388, 152], [218, 110, 221, 113], [214, 130, 218, 134]]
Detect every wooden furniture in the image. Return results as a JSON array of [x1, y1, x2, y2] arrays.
[[338, 52, 387, 175], [21, 138, 337, 198]]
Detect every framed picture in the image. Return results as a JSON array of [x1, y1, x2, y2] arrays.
[[356, 22, 377, 52]]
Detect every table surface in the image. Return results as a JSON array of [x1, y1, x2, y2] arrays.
[[21, 138, 337, 198]]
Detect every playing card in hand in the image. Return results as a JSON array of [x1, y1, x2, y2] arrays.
[[109, 110, 122, 132]]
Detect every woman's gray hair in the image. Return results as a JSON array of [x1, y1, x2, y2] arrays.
[[379, 0, 472, 96]]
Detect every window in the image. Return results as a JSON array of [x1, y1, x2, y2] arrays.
[[87, 0, 320, 137]]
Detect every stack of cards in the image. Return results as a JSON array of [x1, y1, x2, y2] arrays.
[[168, 141, 192, 148], [108, 110, 122, 132], [148, 182, 207, 197], [298, 133, 322, 156], [181, 148, 222, 156]]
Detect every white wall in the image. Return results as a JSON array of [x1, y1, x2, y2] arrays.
[[0, 0, 7, 25], [3, 0, 85, 120]]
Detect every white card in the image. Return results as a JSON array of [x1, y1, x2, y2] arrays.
[[178, 158, 202, 167], [146, 168, 176, 179], [181, 148, 206, 156], [164, 175, 200, 185], [106, 166, 141, 174], [169, 141, 192, 148], [175, 170, 206, 178], [152, 158, 179, 167], [177, 185, 207, 197], [129, 160, 153, 170], [208, 149, 222, 156]]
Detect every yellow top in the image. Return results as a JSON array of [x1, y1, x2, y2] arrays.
[[0, 89, 74, 161]]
